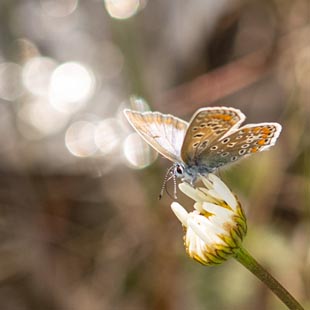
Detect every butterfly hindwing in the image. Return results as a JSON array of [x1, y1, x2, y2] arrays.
[[181, 107, 245, 164], [124, 109, 188, 162], [196, 123, 282, 170]]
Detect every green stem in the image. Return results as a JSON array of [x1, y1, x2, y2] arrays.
[[234, 247, 304, 310]]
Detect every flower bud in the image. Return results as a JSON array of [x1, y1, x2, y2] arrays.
[[171, 174, 247, 266]]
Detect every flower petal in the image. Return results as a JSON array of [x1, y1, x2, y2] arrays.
[[171, 202, 189, 227], [179, 182, 207, 202], [188, 216, 225, 245], [202, 202, 233, 220], [208, 174, 238, 210]]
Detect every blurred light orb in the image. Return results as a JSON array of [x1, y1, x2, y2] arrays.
[[94, 118, 122, 155], [65, 121, 98, 157], [18, 99, 69, 139], [22, 56, 57, 96], [123, 133, 158, 169], [49, 62, 95, 113], [104, 0, 145, 20], [0, 62, 24, 101], [129, 95, 150, 111], [40, 0, 78, 18]]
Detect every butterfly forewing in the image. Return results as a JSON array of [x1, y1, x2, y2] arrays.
[[181, 107, 245, 164], [124, 109, 188, 162], [196, 123, 282, 170]]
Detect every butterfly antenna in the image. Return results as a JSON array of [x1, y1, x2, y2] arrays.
[[164, 172, 178, 200], [158, 166, 174, 200], [172, 173, 177, 199]]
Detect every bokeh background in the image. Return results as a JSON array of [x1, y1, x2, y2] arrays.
[[0, 0, 309, 309]]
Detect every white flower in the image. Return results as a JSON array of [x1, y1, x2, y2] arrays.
[[171, 174, 247, 266]]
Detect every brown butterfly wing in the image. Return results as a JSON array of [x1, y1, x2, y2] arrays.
[[181, 107, 245, 164], [196, 123, 282, 170]]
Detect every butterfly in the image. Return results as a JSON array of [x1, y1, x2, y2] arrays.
[[124, 107, 282, 194]]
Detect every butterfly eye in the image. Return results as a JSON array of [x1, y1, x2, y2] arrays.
[[175, 164, 184, 176]]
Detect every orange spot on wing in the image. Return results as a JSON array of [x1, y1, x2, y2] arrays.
[[262, 127, 271, 134], [213, 114, 233, 121], [257, 139, 266, 145], [250, 147, 259, 153]]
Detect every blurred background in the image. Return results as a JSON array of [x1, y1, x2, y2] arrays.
[[0, 0, 309, 309]]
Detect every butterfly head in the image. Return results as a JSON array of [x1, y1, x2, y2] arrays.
[[172, 162, 200, 186], [174, 163, 185, 178], [159, 163, 193, 200]]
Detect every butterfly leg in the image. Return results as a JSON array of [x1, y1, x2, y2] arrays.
[[159, 165, 177, 200], [190, 176, 197, 187]]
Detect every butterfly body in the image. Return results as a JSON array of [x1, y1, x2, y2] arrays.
[[124, 107, 282, 185]]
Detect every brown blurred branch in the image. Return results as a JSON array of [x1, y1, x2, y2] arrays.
[[156, 48, 271, 115], [155, 25, 310, 115]]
